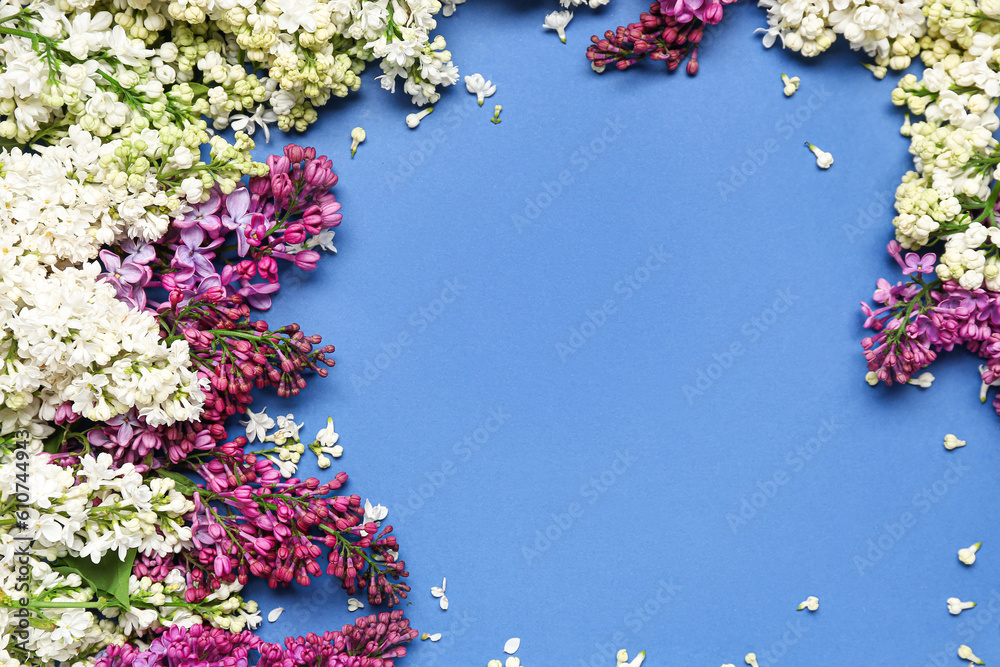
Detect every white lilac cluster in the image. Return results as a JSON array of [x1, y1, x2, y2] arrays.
[[0, 442, 260, 667], [0, 131, 217, 433], [0, 0, 458, 150], [560, 0, 611, 7], [887, 1, 1000, 289], [757, 0, 924, 71], [0, 451, 193, 564]]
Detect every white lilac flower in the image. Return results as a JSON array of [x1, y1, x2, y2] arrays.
[[242, 407, 275, 443], [406, 107, 434, 129], [230, 105, 278, 142], [618, 651, 646, 667], [441, 0, 467, 16], [948, 598, 977, 615], [959, 645, 984, 665], [805, 142, 834, 169], [350, 127, 366, 157], [782, 74, 800, 97], [944, 434, 967, 450], [465, 73, 497, 106], [797, 596, 819, 611], [347, 597, 365, 612], [907, 372, 934, 388], [544, 11, 574, 44], [959, 542, 981, 565], [363, 499, 389, 524]]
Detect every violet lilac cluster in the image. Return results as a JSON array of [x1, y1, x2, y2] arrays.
[[861, 240, 1000, 416], [587, 0, 735, 74], [95, 613, 418, 667], [137, 438, 410, 606], [74, 145, 341, 467]]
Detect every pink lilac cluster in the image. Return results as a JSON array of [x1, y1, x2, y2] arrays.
[[861, 240, 1000, 416], [587, 1, 734, 74], [95, 613, 417, 667], [135, 438, 409, 606], [659, 0, 732, 24], [76, 145, 341, 467]]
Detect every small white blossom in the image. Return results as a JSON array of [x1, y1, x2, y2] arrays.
[[959, 542, 981, 565], [805, 142, 834, 169], [544, 11, 574, 44], [782, 74, 800, 97], [406, 107, 434, 129], [944, 434, 967, 451], [948, 598, 977, 615], [464, 74, 497, 106], [797, 596, 819, 611], [959, 645, 984, 665]]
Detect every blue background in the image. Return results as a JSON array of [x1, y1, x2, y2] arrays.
[[242, 3, 1000, 666]]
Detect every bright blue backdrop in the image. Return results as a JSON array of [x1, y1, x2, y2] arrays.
[[242, 3, 1000, 666]]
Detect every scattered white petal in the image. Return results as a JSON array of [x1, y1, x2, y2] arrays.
[[781, 73, 800, 97], [959, 645, 984, 665], [623, 651, 645, 667], [797, 596, 819, 612], [464, 73, 497, 106], [948, 598, 977, 615], [505, 657, 520, 667], [268, 607, 284, 623], [745, 654, 759, 667], [907, 372, 934, 388], [805, 142, 833, 169], [959, 542, 981, 565], [504, 638, 520, 655], [429, 633, 442, 642], [543, 10, 573, 44], [347, 598, 364, 612], [406, 107, 434, 129], [945, 434, 967, 451], [350, 127, 366, 158]]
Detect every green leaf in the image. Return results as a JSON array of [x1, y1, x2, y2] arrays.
[[187, 82, 208, 98], [55, 549, 137, 610], [41, 430, 64, 454], [156, 469, 199, 494]]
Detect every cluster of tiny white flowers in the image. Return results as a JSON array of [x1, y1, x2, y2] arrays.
[[0, 439, 262, 667], [757, 0, 924, 70], [0, 0, 459, 149], [242, 409, 344, 473], [366, 2, 461, 106], [0, 451, 193, 563]]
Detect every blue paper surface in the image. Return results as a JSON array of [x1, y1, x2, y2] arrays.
[[242, 3, 1000, 665]]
